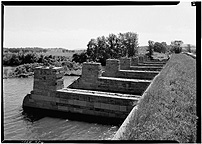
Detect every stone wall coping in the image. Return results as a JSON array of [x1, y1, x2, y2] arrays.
[[107, 59, 120, 61], [119, 70, 159, 74], [120, 57, 131, 59], [57, 88, 140, 100], [99, 76, 152, 83], [83, 62, 101, 65], [130, 66, 163, 68], [35, 66, 63, 69]]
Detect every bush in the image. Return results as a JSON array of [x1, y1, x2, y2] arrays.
[[153, 42, 167, 53], [171, 46, 182, 54], [72, 52, 88, 63]]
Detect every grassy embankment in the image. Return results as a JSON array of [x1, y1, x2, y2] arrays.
[[117, 53, 197, 143]]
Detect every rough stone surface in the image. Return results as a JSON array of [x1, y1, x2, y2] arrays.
[[130, 66, 162, 71], [69, 62, 151, 95], [138, 56, 144, 64], [23, 57, 167, 119], [120, 57, 131, 70], [103, 59, 159, 80], [131, 57, 139, 66], [104, 59, 120, 77], [23, 65, 140, 119]]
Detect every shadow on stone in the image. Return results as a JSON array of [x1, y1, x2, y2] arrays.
[[22, 107, 123, 126]]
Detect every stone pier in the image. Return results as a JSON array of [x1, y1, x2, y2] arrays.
[[120, 57, 165, 71], [103, 59, 159, 80], [23, 55, 168, 120]]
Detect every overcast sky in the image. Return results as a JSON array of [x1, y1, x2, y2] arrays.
[[4, 2, 196, 50]]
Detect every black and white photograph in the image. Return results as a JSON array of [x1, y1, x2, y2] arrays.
[[2, 1, 199, 143]]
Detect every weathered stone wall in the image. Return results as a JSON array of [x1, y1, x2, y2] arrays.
[[33, 66, 64, 91], [102, 58, 159, 80], [23, 56, 167, 120], [131, 57, 139, 66], [119, 57, 164, 71], [138, 55, 144, 64], [56, 89, 139, 118], [23, 65, 142, 119], [138, 63, 164, 67], [130, 56, 165, 67], [104, 59, 120, 77], [129, 66, 162, 71], [23, 88, 139, 119], [69, 62, 151, 95], [118, 70, 158, 80], [120, 57, 131, 70], [32, 66, 64, 98], [81, 62, 102, 82]]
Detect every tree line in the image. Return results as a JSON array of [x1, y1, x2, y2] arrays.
[[72, 32, 187, 65], [146, 40, 187, 59], [72, 32, 139, 65], [3, 51, 70, 66], [3, 47, 48, 53]]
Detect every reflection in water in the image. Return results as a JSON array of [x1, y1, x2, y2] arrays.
[[20, 108, 119, 140]]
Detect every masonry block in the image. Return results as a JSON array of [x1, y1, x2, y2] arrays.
[[24, 63, 146, 119], [58, 105, 69, 111], [120, 57, 131, 70], [120, 106, 127, 112], [101, 103, 110, 110], [103, 59, 120, 77], [144, 55, 148, 62], [139, 56, 144, 64], [33, 66, 64, 92], [81, 62, 102, 81], [131, 57, 139, 66], [109, 104, 119, 111], [94, 102, 101, 108], [73, 108, 83, 113]]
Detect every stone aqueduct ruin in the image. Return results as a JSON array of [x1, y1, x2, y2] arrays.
[[23, 56, 167, 119]]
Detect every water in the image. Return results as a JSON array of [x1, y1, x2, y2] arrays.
[[3, 76, 118, 140]]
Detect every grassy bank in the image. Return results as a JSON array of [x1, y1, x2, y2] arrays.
[[117, 53, 197, 142]]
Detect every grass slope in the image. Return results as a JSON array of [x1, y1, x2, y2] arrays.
[[119, 54, 197, 142]]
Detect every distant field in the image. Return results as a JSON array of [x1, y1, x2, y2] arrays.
[[3, 66, 16, 78], [38, 49, 85, 58]]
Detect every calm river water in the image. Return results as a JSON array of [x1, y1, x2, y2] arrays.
[[3, 76, 118, 140]]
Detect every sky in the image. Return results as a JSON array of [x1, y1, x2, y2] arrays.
[[3, 2, 196, 50]]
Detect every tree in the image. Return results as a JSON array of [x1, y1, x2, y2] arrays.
[[186, 44, 192, 53], [86, 38, 98, 61], [153, 42, 167, 53], [85, 32, 139, 65], [147, 40, 154, 59], [170, 40, 183, 53], [72, 52, 87, 63], [107, 34, 120, 59], [125, 32, 139, 57], [118, 32, 138, 57], [97, 36, 109, 65]]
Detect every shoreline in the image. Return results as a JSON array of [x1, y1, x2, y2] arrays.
[[3, 70, 81, 79]]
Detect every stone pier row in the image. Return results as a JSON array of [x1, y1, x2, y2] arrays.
[[23, 56, 168, 120]]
